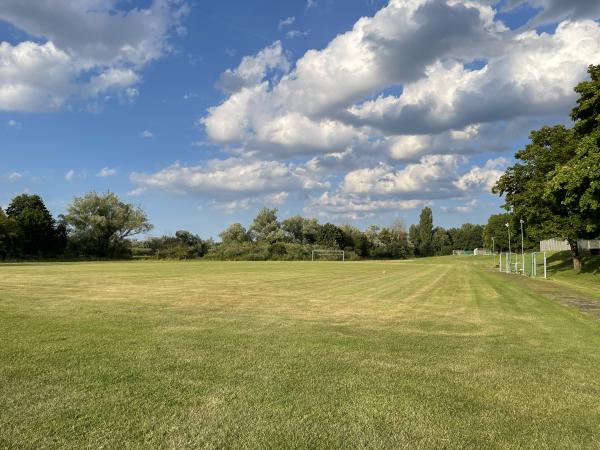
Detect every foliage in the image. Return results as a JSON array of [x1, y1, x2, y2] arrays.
[[494, 65, 600, 269], [63, 191, 152, 258], [135, 230, 211, 260], [250, 208, 284, 243], [418, 207, 434, 257], [5, 194, 65, 257], [219, 223, 251, 244], [0, 207, 23, 260]]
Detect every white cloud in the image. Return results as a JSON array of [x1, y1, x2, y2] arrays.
[[130, 158, 329, 197], [64, 169, 76, 181], [7, 119, 21, 129], [340, 155, 462, 196], [96, 167, 117, 178], [278, 17, 296, 30], [304, 192, 429, 220], [141, 130, 155, 139], [1, 172, 24, 182], [306, 0, 317, 10], [216, 41, 289, 93], [286, 30, 310, 39], [0, 0, 188, 112], [454, 157, 508, 192]]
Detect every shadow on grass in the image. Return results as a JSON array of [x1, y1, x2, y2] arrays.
[[547, 251, 600, 275]]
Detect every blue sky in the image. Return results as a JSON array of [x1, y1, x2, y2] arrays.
[[1, 0, 599, 238]]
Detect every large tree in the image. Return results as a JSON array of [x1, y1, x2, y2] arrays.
[[0, 207, 22, 259], [493, 65, 600, 269], [418, 207, 434, 257], [6, 194, 64, 257], [219, 223, 251, 244], [483, 213, 518, 252], [250, 208, 283, 243], [63, 191, 152, 257]]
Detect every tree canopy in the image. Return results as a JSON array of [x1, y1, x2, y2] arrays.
[[63, 191, 152, 257], [494, 65, 600, 269]]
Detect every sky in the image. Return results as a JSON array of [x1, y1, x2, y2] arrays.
[[1, 0, 600, 239]]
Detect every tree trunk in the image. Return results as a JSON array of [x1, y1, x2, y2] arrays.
[[568, 239, 582, 270]]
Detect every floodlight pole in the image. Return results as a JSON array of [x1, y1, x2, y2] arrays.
[[505, 222, 511, 273], [520, 219, 525, 275]]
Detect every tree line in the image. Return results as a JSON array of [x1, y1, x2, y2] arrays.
[[1, 192, 487, 261]]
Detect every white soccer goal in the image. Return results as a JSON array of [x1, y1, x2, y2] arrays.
[[311, 250, 345, 261], [531, 252, 547, 279]]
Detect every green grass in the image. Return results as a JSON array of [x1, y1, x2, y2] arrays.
[[1, 258, 599, 448]]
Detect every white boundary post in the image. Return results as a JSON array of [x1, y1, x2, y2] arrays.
[[499, 252, 503, 272]]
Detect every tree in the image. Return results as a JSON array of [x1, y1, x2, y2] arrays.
[[0, 207, 22, 259], [408, 224, 420, 256], [432, 227, 451, 256], [63, 191, 152, 257], [219, 223, 251, 244], [418, 207, 434, 257], [545, 130, 600, 266], [451, 223, 484, 250], [250, 208, 283, 243], [483, 213, 517, 251], [571, 64, 600, 136], [494, 65, 600, 269], [6, 194, 64, 257], [380, 221, 410, 259], [317, 223, 343, 248]]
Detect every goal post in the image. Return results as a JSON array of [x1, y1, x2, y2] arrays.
[[531, 252, 547, 279], [311, 249, 345, 261]]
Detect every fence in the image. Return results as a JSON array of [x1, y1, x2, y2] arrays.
[[540, 239, 600, 253]]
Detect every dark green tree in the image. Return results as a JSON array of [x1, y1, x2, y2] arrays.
[[6, 194, 64, 257], [418, 207, 434, 257], [0, 207, 22, 259], [408, 224, 420, 256], [432, 227, 451, 256], [483, 213, 517, 252], [317, 223, 343, 248]]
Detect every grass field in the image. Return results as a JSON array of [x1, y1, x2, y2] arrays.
[[1, 257, 600, 448]]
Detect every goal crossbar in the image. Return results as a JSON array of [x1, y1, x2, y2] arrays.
[[311, 250, 345, 261]]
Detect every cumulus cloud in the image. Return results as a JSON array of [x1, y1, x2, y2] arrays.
[[141, 130, 155, 139], [216, 41, 289, 93], [454, 157, 508, 192], [340, 155, 462, 196], [64, 170, 76, 181], [348, 21, 600, 134], [130, 158, 329, 198], [0, 0, 188, 112], [304, 192, 429, 220]]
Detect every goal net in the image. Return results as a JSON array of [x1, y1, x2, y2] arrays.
[[311, 250, 345, 261], [531, 252, 547, 279]]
